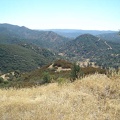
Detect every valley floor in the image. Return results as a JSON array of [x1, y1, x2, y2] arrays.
[[0, 73, 120, 120]]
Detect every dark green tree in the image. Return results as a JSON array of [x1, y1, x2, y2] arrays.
[[0, 77, 4, 83], [70, 63, 80, 81], [43, 72, 51, 84], [14, 70, 21, 78]]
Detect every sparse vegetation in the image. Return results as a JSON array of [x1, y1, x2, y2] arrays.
[[0, 72, 119, 120], [0, 60, 108, 88], [57, 77, 68, 86], [0, 23, 119, 119]]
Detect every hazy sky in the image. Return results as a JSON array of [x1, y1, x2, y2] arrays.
[[0, 0, 120, 30]]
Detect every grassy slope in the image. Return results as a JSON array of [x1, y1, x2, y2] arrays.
[[0, 73, 120, 120]]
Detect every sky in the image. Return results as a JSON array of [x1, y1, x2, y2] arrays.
[[0, 0, 120, 30]]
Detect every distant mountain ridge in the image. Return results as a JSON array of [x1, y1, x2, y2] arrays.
[[47, 29, 116, 38], [0, 23, 70, 50], [0, 23, 66, 73]]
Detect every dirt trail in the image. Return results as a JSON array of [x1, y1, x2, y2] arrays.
[[104, 41, 112, 50]]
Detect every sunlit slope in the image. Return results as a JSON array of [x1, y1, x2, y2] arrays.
[[0, 73, 120, 120]]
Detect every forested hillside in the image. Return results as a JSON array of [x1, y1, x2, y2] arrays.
[[59, 34, 120, 68], [0, 24, 120, 73], [97, 32, 120, 43], [0, 44, 55, 73], [0, 23, 70, 50]]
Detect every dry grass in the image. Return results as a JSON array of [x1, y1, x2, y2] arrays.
[[0, 73, 120, 120]]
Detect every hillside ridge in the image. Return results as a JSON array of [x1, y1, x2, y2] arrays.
[[59, 34, 120, 68]]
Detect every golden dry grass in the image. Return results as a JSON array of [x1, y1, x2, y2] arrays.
[[0, 73, 120, 120]]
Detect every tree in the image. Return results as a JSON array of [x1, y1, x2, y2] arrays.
[[43, 72, 51, 84], [70, 63, 80, 81], [0, 77, 4, 83], [14, 70, 21, 78]]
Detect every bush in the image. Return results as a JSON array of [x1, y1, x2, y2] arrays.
[[70, 63, 81, 81], [53, 59, 72, 68], [3, 81, 9, 84], [0, 77, 4, 83], [14, 70, 21, 78], [43, 72, 51, 84]]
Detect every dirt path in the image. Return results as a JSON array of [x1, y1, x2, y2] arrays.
[[104, 41, 112, 50]]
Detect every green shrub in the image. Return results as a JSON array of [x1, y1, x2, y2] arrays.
[[3, 81, 9, 84], [70, 63, 81, 81], [53, 59, 72, 68], [43, 72, 51, 84], [0, 77, 4, 83]]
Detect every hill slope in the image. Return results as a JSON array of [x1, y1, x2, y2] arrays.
[[0, 73, 119, 120], [0, 44, 55, 73], [59, 34, 120, 68], [0, 23, 70, 50], [97, 32, 120, 43]]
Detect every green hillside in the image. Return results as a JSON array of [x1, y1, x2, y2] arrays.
[[0, 23, 70, 50], [0, 44, 55, 73], [97, 32, 120, 43], [0, 59, 106, 88], [0, 24, 119, 72], [59, 34, 120, 68]]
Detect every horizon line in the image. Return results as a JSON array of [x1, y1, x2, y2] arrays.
[[0, 23, 118, 31]]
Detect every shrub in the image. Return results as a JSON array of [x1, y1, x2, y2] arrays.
[[0, 77, 4, 83], [70, 63, 81, 81], [53, 59, 72, 68], [14, 70, 21, 78], [42, 72, 51, 84], [3, 81, 9, 84]]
